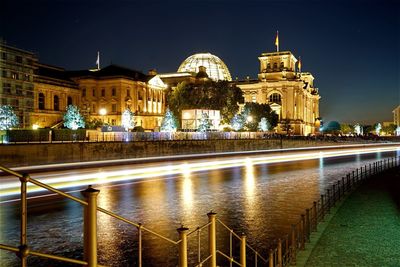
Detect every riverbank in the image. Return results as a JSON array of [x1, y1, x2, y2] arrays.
[[1, 138, 398, 168], [298, 167, 400, 266]]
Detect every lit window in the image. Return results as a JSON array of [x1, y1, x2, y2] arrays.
[[54, 95, 59, 111], [269, 93, 282, 104], [38, 93, 45, 110]]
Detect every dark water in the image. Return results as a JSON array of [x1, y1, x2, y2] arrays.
[[1, 150, 399, 266]]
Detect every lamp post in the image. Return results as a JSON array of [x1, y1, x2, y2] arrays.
[[99, 108, 107, 125]]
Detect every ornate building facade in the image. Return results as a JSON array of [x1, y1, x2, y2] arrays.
[[237, 51, 320, 135], [72, 65, 168, 130], [31, 63, 81, 128]]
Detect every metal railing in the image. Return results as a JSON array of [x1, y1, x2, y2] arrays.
[[0, 156, 398, 266], [265, 156, 400, 267]]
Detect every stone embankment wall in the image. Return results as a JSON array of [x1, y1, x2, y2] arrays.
[[0, 139, 347, 167]]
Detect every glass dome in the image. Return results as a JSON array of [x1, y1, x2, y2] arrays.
[[177, 53, 232, 81]]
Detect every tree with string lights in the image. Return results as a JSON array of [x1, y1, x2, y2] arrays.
[[0, 105, 19, 130]]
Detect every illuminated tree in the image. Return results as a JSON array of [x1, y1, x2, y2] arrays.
[[354, 123, 363, 135], [121, 108, 135, 131], [340, 124, 352, 135], [160, 108, 178, 132], [197, 113, 212, 132], [0, 105, 19, 130], [230, 113, 245, 131], [375, 123, 382, 136], [258, 117, 271, 131], [63, 105, 85, 130]]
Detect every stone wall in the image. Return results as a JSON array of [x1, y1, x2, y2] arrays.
[[0, 139, 342, 168]]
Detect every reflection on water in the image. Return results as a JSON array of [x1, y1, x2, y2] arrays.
[[0, 151, 398, 266]]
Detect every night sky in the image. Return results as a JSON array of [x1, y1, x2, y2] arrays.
[[1, 0, 399, 125]]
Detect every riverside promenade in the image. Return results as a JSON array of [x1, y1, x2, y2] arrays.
[[298, 167, 400, 267]]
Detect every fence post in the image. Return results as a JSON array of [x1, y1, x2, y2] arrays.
[[356, 168, 359, 182], [326, 189, 331, 211], [290, 224, 296, 265], [305, 209, 310, 242], [341, 177, 345, 195], [240, 234, 246, 267], [320, 195, 325, 220], [81, 185, 100, 267], [207, 211, 217, 267], [269, 249, 274, 267], [177, 226, 189, 267], [313, 201, 318, 231], [18, 173, 30, 267], [332, 184, 336, 204], [138, 224, 142, 267], [278, 238, 282, 267], [337, 180, 341, 200], [300, 215, 305, 250]]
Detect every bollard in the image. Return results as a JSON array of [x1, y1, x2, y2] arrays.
[[277, 238, 282, 267], [269, 249, 274, 267], [300, 215, 305, 250], [313, 201, 318, 231], [240, 234, 246, 267], [352, 171, 355, 186], [337, 180, 341, 200], [81, 185, 100, 267], [290, 224, 296, 265], [177, 226, 189, 267], [356, 169, 359, 182], [207, 211, 217, 267]]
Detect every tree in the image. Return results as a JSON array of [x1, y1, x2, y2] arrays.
[[121, 108, 136, 131], [354, 123, 363, 135], [85, 118, 103, 129], [374, 123, 382, 136], [0, 105, 19, 130], [230, 113, 245, 131], [63, 105, 85, 130], [340, 124, 352, 135], [258, 117, 271, 131], [381, 124, 396, 136], [241, 102, 279, 131], [160, 108, 178, 132], [167, 80, 244, 123], [197, 113, 212, 132]]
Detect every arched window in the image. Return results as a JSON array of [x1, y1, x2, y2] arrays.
[[54, 95, 59, 111], [273, 62, 278, 70], [269, 93, 282, 104], [267, 63, 271, 69], [280, 62, 284, 69], [39, 93, 45, 110], [67, 96, 73, 106]]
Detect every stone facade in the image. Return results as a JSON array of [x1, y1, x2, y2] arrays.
[[31, 63, 81, 128], [0, 41, 38, 127], [73, 65, 168, 130], [237, 51, 320, 135]]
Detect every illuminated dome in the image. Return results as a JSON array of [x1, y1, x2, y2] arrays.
[[178, 53, 232, 81]]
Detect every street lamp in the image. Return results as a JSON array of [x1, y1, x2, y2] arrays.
[[99, 108, 107, 125], [246, 115, 253, 123]]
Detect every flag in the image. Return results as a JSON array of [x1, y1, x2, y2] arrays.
[[298, 56, 302, 73], [275, 31, 279, 52], [96, 51, 100, 69]]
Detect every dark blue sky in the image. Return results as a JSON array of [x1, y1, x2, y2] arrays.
[[2, 0, 399, 124]]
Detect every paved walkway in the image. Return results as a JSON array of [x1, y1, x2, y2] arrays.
[[303, 168, 400, 267]]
